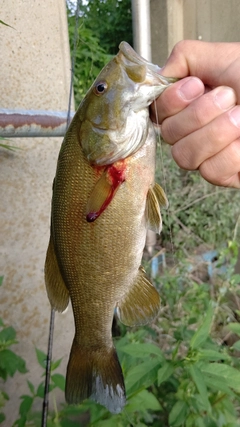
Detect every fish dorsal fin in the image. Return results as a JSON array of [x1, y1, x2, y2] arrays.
[[146, 183, 168, 234], [116, 266, 160, 326], [45, 235, 69, 312], [86, 162, 126, 222]]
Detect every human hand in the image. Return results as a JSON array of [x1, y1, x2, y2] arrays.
[[151, 40, 240, 188]]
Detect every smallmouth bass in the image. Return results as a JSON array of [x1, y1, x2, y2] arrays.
[[45, 41, 174, 414]]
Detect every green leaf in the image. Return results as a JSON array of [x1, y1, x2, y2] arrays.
[[61, 420, 84, 427], [0, 326, 16, 342], [0, 143, 20, 151], [126, 389, 162, 413], [0, 19, 14, 28], [157, 362, 174, 386], [125, 359, 159, 395], [36, 382, 45, 398], [230, 273, 240, 285], [51, 373, 65, 391], [14, 417, 27, 427], [201, 363, 240, 393], [190, 305, 213, 349], [93, 418, 119, 427], [198, 348, 230, 362], [0, 412, 5, 423], [1, 390, 9, 401], [35, 348, 47, 369], [189, 364, 211, 413], [27, 380, 35, 395], [120, 343, 165, 361], [0, 276, 3, 286], [19, 395, 33, 417], [203, 375, 235, 397], [169, 400, 188, 426], [51, 358, 62, 371], [0, 349, 27, 379], [232, 340, 240, 351], [227, 322, 240, 336]]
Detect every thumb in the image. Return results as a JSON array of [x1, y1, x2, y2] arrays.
[[160, 40, 240, 87]]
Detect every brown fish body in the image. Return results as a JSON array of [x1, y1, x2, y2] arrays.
[[45, 42, 172, 413]]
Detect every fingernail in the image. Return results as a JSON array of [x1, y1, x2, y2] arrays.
[[214, 87, 236, 110], [178, 77, 203, 101], [229, 106, 240, 128]]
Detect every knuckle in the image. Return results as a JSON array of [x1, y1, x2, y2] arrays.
[[189, 102, 207, 129], [161, 118, 179, 144], [228, 138, 240, 157], [199, 139, 240, 186], [171, 143, 196, 170], [171, 40, 191, 57], [199, 161, 218, 185]]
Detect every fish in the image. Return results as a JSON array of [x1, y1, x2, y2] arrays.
[[44, 41, 174, 414]]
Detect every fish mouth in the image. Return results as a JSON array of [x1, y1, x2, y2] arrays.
[[118, 41, 171, 86]]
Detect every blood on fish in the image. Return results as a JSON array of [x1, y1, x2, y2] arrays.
[[87, 162, 126, 222]]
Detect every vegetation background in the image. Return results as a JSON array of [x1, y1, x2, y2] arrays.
[[1, 0, 240, 426]]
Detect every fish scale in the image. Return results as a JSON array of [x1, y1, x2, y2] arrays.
[[45, 41, 173, 414]]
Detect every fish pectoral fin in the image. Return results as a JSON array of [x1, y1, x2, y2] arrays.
[[86, 163, 126, 222], [116, 266, 160, 326], [66, 339, 126, 414], [146, 186, 162, 233], [153, 182, 168, 208], [146, 183, 168, 234], [44, 235, 69, 312]]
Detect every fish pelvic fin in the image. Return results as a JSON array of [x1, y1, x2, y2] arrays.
[[116, 266, 160, 326], [146, 183, 168, 234], [65, 339, 126, 414], [44, 235, 69, 312], [86, 161, 126, 222]]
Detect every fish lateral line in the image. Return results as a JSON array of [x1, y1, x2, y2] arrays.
[[86, 162, 126, 222]]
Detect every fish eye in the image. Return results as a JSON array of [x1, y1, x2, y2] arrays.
[[94, 81, 108, 96]]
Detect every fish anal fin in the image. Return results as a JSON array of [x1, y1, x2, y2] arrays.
[[66, 339, 126, 414], [116, 267, 160, 327], [44, 235, 69, 312], [86, 162, 126, 222]]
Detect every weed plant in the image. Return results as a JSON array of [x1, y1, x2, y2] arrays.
[[1, 243, 240, 426]]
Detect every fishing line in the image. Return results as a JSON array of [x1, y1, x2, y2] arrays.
[[153, 99, 175, 260], [41, 2, 82, 426], [67, 0, 82, 128]]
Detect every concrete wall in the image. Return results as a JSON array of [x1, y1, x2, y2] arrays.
[[183, 0, 240, 42], [0, 1, 74, 424], [151, 0, 240, 66]]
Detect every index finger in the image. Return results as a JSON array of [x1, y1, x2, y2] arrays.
[[161, 40, 240, 102]]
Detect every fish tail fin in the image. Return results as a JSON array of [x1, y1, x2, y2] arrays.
[[65, 339, 126, 414]]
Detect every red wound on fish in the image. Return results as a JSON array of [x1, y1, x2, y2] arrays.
[[87, 211, 99, 222], [86, 162, 126, 222]]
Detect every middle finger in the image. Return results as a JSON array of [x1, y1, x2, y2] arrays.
[[161, 86, 237, 144], [171, 104, 240, 170]]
